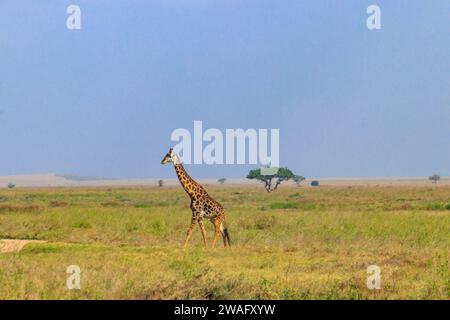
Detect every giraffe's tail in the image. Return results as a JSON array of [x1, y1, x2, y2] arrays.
[[221, 222, 231, 247]]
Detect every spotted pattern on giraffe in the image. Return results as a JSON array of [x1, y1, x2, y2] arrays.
[[161, 148, 231, 248]]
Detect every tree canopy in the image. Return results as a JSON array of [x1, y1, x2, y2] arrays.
[[246, 167, 304, 192], [429, 174, 440, 184], [293, 175, 306, 186]]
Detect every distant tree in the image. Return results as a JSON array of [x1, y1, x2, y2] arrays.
[[7, 182, 15, 189], [158, 179, 164, 187], [218, 178, 227, 184], [311, 180, 319, 187], [247, 167, 300, 192], [429, 174, 440, 184], [293, 175, 306, 187]]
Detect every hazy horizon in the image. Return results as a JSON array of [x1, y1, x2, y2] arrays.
[[1, 1, 449, 179], [1, 172, 447, 181]]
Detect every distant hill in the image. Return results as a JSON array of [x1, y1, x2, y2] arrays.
[[55, 174, 111, 181]]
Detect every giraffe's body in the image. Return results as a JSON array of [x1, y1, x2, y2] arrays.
[[161, 148, 231, 248], [174, 163, 224, 221]]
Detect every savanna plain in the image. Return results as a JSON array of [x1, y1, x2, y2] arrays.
[[0, 185, 448, 299]]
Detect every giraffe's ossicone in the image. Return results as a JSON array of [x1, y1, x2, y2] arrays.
[[161, 148, 231, 248]]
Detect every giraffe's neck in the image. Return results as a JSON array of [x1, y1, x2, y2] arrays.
[[173, 163, 203, 197]]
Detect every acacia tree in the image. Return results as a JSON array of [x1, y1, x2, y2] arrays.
[[218, 178, 227, 184], [247, 167, 303, 192], [293, 175, 306, 187], [429, 174, 440, 184]]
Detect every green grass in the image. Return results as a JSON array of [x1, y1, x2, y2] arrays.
[[0, 186, 448, 299]]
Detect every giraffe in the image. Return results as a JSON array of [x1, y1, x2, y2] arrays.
[[161, 148, 231, 248]]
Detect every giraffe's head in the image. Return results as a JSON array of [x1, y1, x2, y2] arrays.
[[161, 148, 180, 165]]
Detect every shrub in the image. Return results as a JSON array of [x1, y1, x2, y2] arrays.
[[427, 202, 444, 210], [269, 202, 298, 209], [311, 180, 319, 187], [71, 222, 92, 229], [8, 183, 15, 189]]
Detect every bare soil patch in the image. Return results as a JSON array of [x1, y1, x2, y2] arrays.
[[0, 239, 47, 253]]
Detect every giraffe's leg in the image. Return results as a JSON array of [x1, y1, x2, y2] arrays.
[[211, 218, 222, 248], [184, 218, 197, 248], [219, 222, 227, 247], [198, 219, 208, 248]]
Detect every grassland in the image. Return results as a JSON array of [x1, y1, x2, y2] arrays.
[[0, 185, 448, 299]]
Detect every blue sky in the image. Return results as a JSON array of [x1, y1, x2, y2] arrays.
[[0, 1, 449, 179]]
